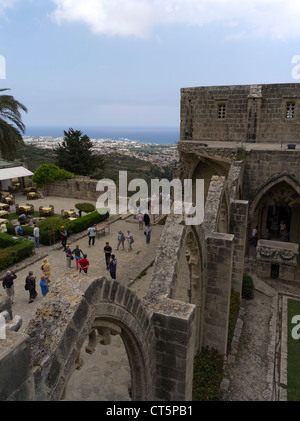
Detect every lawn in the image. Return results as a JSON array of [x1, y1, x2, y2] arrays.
[[287, 298, 300, 400]]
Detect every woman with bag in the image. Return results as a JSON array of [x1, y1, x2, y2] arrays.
[[25, 271, 38, 303], [126, 230, 134, 251]]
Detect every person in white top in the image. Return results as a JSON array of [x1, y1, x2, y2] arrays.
[[33, 224, 40, 248], [87, 224, 97, 247], [126, 230, 134, 251]]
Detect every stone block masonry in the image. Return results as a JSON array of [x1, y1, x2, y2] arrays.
[[180, 83, 300, 143], [203, 233, 234, 355]]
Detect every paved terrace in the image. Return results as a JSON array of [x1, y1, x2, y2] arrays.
[[1, 194, 162, 401]]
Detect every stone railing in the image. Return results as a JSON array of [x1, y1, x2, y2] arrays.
[[256, 239, 299, 281]]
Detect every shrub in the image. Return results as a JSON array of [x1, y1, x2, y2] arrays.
[[242, 273, 254, 299], [32, 163, 73, 187], [37, 209, 109, 245], [0, 249, 18, 270], [6, 223, 33, 237], [193, 347, 224, 401], [75, 203, 96, 213], [5, 209, 109, 246], [0, 233, 34, 270]]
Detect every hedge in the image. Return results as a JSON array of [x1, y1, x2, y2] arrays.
[[6, 209, 109, 246], [0, 233, 34, 271]]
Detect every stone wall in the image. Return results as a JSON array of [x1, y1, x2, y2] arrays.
[[180, 83, 300, 143], [0, 330, 35, 400], [41, 176, 100, 202], [15, 272, 196, 401], [241, 150, 300, 201]]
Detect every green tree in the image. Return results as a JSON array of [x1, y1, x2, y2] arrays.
[[55, 128, 105, 177], [0, 88, 28, 160], [32, 163, 73, 187]]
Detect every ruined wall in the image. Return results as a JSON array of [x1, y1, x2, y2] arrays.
[[8, 272, 195, 402], [180, 83, 300, 143], [242, 150, 300, 201], [41, 176, 100, 202]]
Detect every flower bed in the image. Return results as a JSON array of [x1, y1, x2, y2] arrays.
[[192, 347, 224, 401]]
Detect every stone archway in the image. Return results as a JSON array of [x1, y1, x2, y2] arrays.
[[25, 275, 155, 401], [185, 226, 206, 353], [249, 173, 300, 244], [189, 157, 230, 204]]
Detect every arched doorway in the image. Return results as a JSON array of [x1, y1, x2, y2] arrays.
[[62, 320, 131, 401], [249, 175, 300, 244], [173, 226, 206, 353]]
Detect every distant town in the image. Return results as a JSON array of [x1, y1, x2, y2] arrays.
[[23, 136, 180, 168]]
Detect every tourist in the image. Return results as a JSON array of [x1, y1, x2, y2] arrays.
[[109, 254, 117, 279], [126, 230, 134, 251], [143, 213, 150, 227], [88, 224, 97, 247], [280, 227, 290, 242], [116, 230, 125, 250], [104, 241, 112, 269], [79, 254, 89, 274], [18, 213, 27, 224], [41, 258, 51, 280], [0, 221, 7, 234], [138, 212, 144, 229], [2, 270, 17, 304], [40, 275, 49, 297], [144, 223, 152, 244], [72, 245, 84, 270], [279, 220, 287, 233], [15, 223, 23, 236], [65, 244, 73, 268], [33, 224, 40, 248], [265, 228, 271, 240], [250, 225, 258, 247], [25, 271, 38, 303], [60, 226, 68, 250]]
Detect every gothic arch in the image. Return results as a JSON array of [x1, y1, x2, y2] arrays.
[[26, 276, 155, 401], [189, 157, 230, 203], [185, 225, 207, 352], [248, 173, 300, 243]]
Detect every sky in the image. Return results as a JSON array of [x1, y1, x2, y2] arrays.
[[1, 0, 300, 131]]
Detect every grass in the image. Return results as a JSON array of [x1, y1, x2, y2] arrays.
[[287, 298, 300, 400]]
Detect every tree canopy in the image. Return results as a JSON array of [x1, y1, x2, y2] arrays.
[[55, 128, 105, 177], [0, 88, 28, 160], [32, 163, 73, 187]]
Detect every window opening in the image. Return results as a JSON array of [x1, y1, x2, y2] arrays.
[[286, 102, 295, 119]]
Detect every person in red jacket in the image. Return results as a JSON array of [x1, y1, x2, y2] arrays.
[[79, 254, 89, 274]]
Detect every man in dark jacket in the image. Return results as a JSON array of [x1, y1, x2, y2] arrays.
[[2, 270, 17, 304]]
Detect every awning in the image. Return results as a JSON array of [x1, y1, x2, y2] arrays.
[[0, 166, 33, 181]]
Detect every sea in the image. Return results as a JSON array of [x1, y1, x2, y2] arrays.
[[24, 126, 180, 145]]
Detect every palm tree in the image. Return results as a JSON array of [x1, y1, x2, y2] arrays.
[[0, 88, 28, 160]]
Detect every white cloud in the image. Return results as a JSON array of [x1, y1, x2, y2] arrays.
[[0, 0, 20, 17], [50, 0, 300, 40]]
